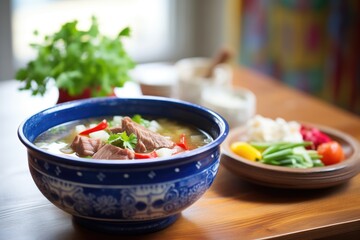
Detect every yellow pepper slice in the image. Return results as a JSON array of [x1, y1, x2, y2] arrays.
[[230, 142, 262, 161]]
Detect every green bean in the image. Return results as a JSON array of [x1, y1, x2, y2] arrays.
[[288, 154, 303, 162], [250, 141, 287, 150], [263, 159, 280, 165], [312, 159, 324, 167], [278, 158, 297, 166], [262, 148, 294, 161], [308, 150, 321, 159], [278, 141, 312, 150], [297, 147, 314, 168], [263, 159, 297, 166], [261, 144, 281, 156], [252, 141, 323, 168], [261, 142, 312, 157]]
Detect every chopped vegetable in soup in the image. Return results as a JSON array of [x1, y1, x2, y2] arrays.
[[34, 115, 212, 160]]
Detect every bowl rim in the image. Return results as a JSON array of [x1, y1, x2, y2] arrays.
[[221, 123, 360, 174], [18, 96, 229, 168]]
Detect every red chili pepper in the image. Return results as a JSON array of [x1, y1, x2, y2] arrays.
[[176, 133, 189, 150], [79, 119, 108, 135], [134, 151, 158, 159]]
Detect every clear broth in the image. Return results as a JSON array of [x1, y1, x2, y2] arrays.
[[34, 116, 213, 158]]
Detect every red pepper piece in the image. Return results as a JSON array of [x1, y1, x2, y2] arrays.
[[79, 119, 108, 135], [176, 133, 189, 150], [134, 151, 158, 159]]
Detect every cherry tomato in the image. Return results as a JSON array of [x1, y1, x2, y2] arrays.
[[317, 141, 345, 165]]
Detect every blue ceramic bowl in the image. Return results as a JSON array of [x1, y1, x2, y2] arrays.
[[18, 97, 229, 233]]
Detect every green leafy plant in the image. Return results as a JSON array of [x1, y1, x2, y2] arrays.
[[15, 16, 136, 97]]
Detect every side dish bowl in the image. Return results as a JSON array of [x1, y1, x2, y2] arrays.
[[221, 124, 360, 189], [18, 97, 229, 233]]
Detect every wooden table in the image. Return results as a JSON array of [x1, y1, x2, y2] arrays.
[[1, 66, 360, 240]]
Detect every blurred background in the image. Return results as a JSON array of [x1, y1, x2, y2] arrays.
[[0, 0, 359, 115]]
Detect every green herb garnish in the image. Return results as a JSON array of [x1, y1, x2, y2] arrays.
[[15, 16, 135, 97], [132, 114, 151, 128], [107, 132, 137, 151]]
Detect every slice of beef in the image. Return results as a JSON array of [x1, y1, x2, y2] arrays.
[[108, 126, 123, 134], [92, 144, 135, 160], [71, 135, 103, 157], [121, 117, 175, 153]]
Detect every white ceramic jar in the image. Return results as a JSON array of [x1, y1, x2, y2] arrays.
[[175, 57, 233, 104], [201, 86, 256, 128]]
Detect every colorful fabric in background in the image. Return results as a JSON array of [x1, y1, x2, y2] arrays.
[[239, 0, 360, 115]]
